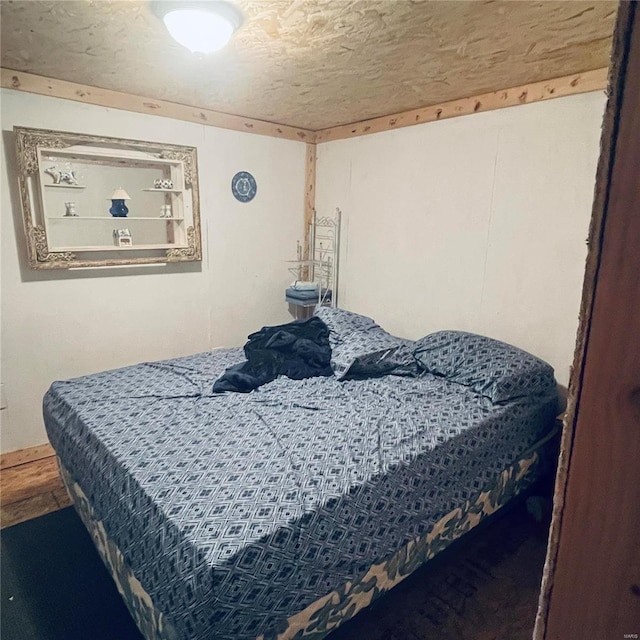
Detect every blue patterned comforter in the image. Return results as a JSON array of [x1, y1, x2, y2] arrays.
[[43, 348, 556, 639]]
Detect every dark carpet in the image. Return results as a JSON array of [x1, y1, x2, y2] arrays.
[[1, 501, 549, 640], [327, 500, 550, 640], [1, 507, 142, 640]]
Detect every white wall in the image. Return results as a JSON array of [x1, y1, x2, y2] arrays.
[[1, 90, 305, 453], [316, 92, 606, 386], [0, 90, 605, 452]]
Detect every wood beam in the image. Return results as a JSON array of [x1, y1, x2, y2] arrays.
[[0, 450, 70, 529], [2, 68, 609, 146], [315, 68, 609, 144], [300, 143, 317, 280], [1, 456, 62, 505], [1, 69, 316, 143], [304, 143, 317, 250], [0, 443, 55, 470], [535, 3, 640, 637]]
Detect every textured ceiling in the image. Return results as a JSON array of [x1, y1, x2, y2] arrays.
[[0, 0, 616, 131]]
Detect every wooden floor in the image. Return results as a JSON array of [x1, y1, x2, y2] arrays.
[[1, 449, 72, 529]]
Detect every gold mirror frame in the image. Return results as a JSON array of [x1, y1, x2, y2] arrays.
[[15, 126, 202, 269]]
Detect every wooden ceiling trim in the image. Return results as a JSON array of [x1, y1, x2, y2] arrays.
[[2, 67, 608, 146], [315, 68, 609, 144], [0, 68, 316, 143]]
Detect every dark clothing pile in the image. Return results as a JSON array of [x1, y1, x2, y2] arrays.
[[212, 316, 333, 393]]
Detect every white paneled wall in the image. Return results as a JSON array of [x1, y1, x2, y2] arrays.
[[0, 90, 305, 452], [0, 88, 605, 452], [316, 92, 606, 385]]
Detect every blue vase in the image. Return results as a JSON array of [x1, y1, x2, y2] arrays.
[[109, 199, 129, 217]]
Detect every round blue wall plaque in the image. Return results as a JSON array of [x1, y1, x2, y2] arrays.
[[231, 171, 257, 203]]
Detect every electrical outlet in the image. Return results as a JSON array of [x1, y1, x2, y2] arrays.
[[0, 383, 7, 410]]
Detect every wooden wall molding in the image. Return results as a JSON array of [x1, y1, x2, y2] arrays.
[[315, 68, 609, 144], [0, 442, 55, 470], [0, 450, 69, 528], [3, 67, 608, 147], [1, 455, 61, 504], [0, 68, 316, 143], [303, 143, 317, 260]]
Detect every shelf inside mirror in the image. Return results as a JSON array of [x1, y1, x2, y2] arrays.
[[16, 126, 202, 268], [52, 243, 187, 252], [44, 184, 86, 189], [46, 216, 184, 220]]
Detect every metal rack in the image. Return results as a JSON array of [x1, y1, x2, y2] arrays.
[[286, 208, 341, 313]]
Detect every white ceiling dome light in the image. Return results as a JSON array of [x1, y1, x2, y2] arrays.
[[151, 1, 243, 54]]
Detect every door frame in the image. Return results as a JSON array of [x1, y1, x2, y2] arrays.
[[534, 2, 640, 637]]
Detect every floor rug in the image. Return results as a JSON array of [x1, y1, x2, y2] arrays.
[[1, 502, 549, 640]]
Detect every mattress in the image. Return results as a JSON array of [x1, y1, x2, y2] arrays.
[[43, 347, 557, 640]]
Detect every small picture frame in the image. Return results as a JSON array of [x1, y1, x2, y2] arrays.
[[113, 228, 132, 247]]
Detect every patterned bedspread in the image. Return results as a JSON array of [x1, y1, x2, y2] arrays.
[[43, 348, 556, 640]]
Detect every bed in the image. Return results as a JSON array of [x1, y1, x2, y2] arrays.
[[43, 308, 559, 640]]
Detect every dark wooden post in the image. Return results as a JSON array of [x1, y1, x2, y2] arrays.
[[535, 2, 640, 637]]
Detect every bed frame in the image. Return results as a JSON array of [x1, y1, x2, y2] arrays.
[[59, 425, 559, 640]]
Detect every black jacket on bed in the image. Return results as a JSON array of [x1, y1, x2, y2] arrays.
[[212, 316, 333, 393]]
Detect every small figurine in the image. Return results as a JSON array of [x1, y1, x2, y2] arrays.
[[154, 178, 173, 190], [113, 228, 132, 247], [160, 204, 173, 218], [45, 165, 78, 185], [64, 202, 78, 217]]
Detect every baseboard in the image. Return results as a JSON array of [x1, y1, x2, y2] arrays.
[[0, 443, 55, 470], [0, 443, 67, 528]]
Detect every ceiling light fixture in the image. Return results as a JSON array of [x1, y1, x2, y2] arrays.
[[151, 1, 243, 54]]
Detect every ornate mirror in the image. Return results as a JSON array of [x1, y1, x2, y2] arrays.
[[14, 127, 202, 269]]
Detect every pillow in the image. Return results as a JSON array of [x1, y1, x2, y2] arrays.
[[314, 306, 418, 379], [413, 330, 556, 403], [313, 306, 379, 347]]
